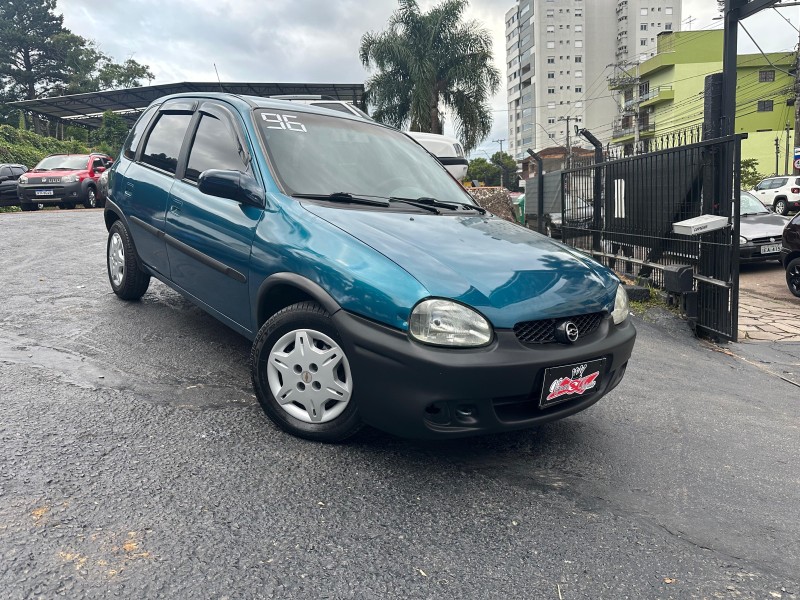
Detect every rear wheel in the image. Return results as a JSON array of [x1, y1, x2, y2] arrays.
[[250, 302, 361, 442], [774, 198, 788, 215], [83, 187, 97, 209], [787, 258, 800, 298], [107, 220, 151, 300]]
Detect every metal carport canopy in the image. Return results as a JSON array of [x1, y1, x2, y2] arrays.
[[7, 81, 366, 129]]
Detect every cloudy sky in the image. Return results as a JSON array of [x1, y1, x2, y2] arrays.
[[58, 0, 798, 156]]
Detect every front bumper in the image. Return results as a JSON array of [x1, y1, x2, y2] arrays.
[[333, 310, 636, 439], [18, 181, 84, 205], [740, 243, 782, 262]]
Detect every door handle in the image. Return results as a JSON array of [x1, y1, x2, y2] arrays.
[[170, 198, 184, 214], [124, 182, 134, 197]]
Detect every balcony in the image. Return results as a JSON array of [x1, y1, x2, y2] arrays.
[[612, 122, 656, 142], [639, 85, 674, 108]]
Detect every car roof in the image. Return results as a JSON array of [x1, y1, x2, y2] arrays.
[[153, 92, 372, 124], [0, 163, 26, 168]]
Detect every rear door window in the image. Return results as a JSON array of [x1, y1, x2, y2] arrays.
[[141, 113, 193, 175]]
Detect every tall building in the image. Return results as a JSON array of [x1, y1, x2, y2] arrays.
[[504, 0, 682, 160]]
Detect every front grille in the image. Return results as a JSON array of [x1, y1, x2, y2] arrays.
[[513, 312, 604, 345], [750, 236, 780, 245]]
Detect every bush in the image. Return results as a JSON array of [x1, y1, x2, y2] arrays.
[[0, 125, 92, 168]]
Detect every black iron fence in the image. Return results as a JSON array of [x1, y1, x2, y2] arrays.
[[556, 134, 743, 342]]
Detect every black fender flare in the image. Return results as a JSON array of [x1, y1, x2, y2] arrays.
[[254, 273, 342, 327]]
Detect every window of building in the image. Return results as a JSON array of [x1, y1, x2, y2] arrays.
[[547, 56, 555, 64], [575, 86, 582, 93], [520, 3, 530, 16], [575, 101, 583, 108], [522, 108, 532, 118], [575, 70, 583, 78], [547, 41, 555, 49], [575, 24, 582, 32], [575, 55, 582, 63], [548, 87, 555, 94], [640, 23, 648, 31], [759, 70, 775, 82], [547, 71, 555, 79], [549, 133, 556, 139], [757, 100, 774, 112], [548, 117, 556, 124], [547, 102, 556, 109], [665, 7, 673, 15], [641, 8, 648, 15], [523, 122, 533, 131], [546, 9, 554, 17], [640, 38, 647, 46], [575, 9, 582, 17], [665, 22, 672, 30], [522, 136, 533, 145], [547, 25, 555, 33], [575, 40, 583, 48]]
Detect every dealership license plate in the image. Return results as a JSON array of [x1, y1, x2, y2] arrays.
[[540, 358, 606, 408], [760, 244, 781, 254], [35, 189, 54, 196]]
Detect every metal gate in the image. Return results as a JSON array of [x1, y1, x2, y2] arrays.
[[555, 134, 743, 342]]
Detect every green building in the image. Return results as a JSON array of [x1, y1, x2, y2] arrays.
[[609, 30, 795, 174]]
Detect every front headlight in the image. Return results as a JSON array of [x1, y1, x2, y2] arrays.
[[739, 236, 747, 245], [611, 284, 629, 325], [409, 299, 492, 347], [18, 175, 27, 184], [61, 174, 78, 183]]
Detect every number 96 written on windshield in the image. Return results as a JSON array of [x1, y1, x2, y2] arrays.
[[261, 113, 307, 132]]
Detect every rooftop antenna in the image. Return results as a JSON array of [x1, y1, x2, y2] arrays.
[[213, 63, 224, 92]]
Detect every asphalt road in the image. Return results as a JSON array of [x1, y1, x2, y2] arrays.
[[739, 260, 793, 303], [1, 210, 798, 599]]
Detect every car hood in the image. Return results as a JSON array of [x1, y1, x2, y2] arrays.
[[301, 204, 618, 328], [740, 213, 790, 239], [24, 169, 84, 180]]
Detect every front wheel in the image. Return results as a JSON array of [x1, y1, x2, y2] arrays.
[[107, 220, 151, 300], [250, 302, 362, 442], [787, 258, 800, 298], [774, 199, 788, 215]]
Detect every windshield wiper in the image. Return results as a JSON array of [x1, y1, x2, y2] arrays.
[[391, 196, 486, 215], [388, 197, 441, 214], [293, 192, 390, 208]]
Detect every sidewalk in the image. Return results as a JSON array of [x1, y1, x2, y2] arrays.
[[738, 291, 800, 342]]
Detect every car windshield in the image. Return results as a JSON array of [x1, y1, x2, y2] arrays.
[[741, 191, 768, 215], [255, 109, 475, 206], [34, 155, 89, 171]]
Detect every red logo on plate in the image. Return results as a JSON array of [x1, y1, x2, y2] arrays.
[[546, 371, 600, 401]]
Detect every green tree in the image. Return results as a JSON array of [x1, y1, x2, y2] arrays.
[[0, 0, 70, 100], [740, 157, 767, 191], [96, 110, 129, 156], [466, 157, 500, 186], [491, 151, 519, 192], [360, 0, 500, 153]]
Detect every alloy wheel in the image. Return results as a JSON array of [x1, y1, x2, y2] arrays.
[[108, 231, 125, 287]]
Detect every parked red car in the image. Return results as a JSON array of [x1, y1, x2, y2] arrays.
[[782, 212, 800, 297], [17, 153, 113, 210]]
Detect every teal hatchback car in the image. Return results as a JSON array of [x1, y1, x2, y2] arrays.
[[104, 93, 635, 442]]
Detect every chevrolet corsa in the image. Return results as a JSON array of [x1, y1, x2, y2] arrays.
[[104, 93, 636, 442]]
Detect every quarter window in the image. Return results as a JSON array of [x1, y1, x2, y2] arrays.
[[124, 105, 159, 160], [141, 113, 192, 174], [185, 114, 248, 183]]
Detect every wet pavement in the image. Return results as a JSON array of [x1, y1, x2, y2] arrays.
[[1, 210, 799, 599]]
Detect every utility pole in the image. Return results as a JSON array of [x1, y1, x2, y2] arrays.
[[775, 136, 780, 175], [492, 138, 506, 188], [794, 21, 800, 174], [786, 122, 791, 175], [558, 116, 572, 169]]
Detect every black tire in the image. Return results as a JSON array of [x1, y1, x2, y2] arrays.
[[83, 187, 97, 209], [250, 301, 362, 442], [787, 258, 800, 298], [774, 198, 788, 216], [107, 220, 151, 300]]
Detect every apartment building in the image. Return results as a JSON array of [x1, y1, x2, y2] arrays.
[[505, 0, 682, 159]]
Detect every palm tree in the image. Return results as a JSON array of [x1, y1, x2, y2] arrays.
[[359, 0, 500, 153]]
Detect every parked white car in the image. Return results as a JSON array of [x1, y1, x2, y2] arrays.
[[751, 175, 800, 215]]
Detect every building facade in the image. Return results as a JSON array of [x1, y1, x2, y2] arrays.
[[505, 0, 682, 160], [609, 30, 795, 172]]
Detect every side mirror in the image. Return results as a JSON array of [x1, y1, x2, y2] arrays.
[[198, 169, 265, 208], [94, 166, 106, 173], [0, 176, 8, 182]]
